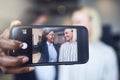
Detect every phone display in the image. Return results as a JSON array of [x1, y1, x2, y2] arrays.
[[9, 25, 89, 66]]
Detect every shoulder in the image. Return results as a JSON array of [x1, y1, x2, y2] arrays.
[[98, 41, 115, 53], [60, 42, 68, 47], [90, 41, 116, 58], [98, 41, 118, 69], [97, 41, 117, 60], [38, 42, 47, 47], [90, 41, 118, 66]]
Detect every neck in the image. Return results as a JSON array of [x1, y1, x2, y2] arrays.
[[47, 41, 53, 43]]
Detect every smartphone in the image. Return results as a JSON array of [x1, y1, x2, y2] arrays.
[[9, 25, 89, 66]]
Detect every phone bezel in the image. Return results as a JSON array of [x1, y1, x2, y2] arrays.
[[10, 25, 89, 66]]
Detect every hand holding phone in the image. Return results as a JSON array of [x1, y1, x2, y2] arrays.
[[9, 25, 89, 66], [0, 21, 34, 74]]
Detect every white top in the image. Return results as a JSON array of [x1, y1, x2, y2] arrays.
[[47, 41, 57, 62], [35, 66, 56, 80], [59, 41, 78, 62], [59, 41, 118, 80]]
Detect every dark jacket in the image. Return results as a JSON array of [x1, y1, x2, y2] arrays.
[[37, 42, 59, 63], [14, 71, 37, 80]]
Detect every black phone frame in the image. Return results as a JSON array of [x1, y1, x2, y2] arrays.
[[10, 25, 89, 66]]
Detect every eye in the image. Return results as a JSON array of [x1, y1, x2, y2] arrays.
[[64, 32, 67, 34]]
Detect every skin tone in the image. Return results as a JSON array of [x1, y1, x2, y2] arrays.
[[32, 14, 49, 25], [71, 11, 92, 39], [64, 29, 73, 42], [46, 31, 55, 43], [0, 20, 34, 74]]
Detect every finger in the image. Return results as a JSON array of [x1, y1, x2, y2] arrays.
[[0, 51, 6, 56], [0, 56, 29, 67], [0, 38, 22, 50], [10, 20, 22, 29], [0, 66, 35, 74], [0, 28, 9, 39]]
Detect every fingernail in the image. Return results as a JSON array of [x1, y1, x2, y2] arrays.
[[22, 57, 29, 63], [29, 67, 35, 71], [19, 43, 23, 48]]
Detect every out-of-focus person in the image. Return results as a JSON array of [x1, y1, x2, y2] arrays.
[[59, 7, 118, 80], [31, 13, 49, 25], [59, 29, 77, 62]]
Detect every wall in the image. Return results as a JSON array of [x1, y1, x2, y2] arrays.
[[77, 0, 120, 34], [0, 0, 31, 33]]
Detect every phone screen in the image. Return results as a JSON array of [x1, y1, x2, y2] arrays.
[[32, 27, 78, 63]]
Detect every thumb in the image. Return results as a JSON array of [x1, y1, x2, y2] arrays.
[[10, 20, 22, 29], [0, 20, 22, 39]]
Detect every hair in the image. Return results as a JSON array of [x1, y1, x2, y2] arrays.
[[65, 28, 73, 32], [41, 29, 54, 42], [73, 7, 102, 42]]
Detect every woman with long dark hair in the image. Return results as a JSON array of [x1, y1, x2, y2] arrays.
[[37, 29, 59, 63]]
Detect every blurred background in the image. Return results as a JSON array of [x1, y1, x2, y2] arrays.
[[0, 0, 120, 80]]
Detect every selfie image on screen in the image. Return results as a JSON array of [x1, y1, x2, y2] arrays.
[[32, 27, 78, 63]]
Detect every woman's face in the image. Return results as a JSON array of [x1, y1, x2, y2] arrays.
[[64, 29, 73, 42], [46, 31, 55, 43], [71, 11, 92, 37]]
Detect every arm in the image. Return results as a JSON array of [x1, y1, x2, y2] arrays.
[[37, 42, 43, 53]]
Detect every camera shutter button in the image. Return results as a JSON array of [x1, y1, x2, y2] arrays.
[[22, 42, 28, 49]]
